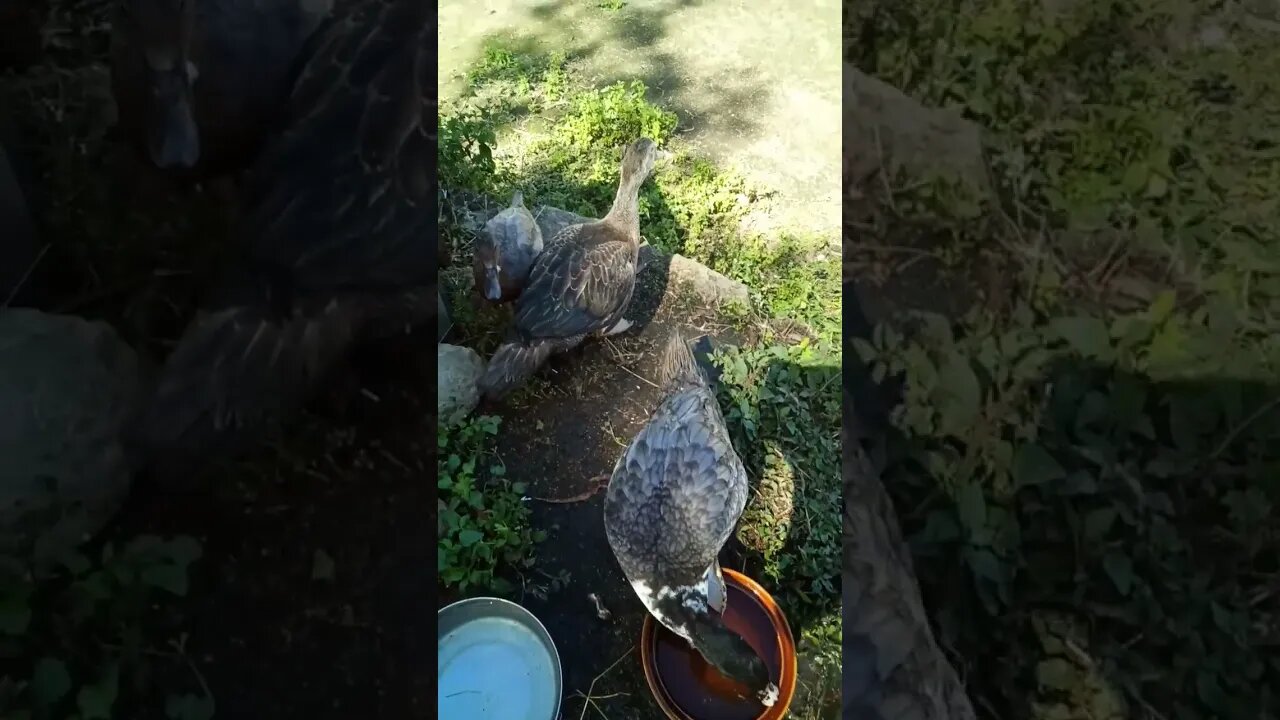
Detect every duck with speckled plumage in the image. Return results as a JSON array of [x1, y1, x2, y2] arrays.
[[604, 330, 779, 709]]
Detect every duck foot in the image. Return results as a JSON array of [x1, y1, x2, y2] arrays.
[[587, 593, 612, 620]]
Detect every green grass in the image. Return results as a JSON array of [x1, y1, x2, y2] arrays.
[[851, 1, 1280, 718], [436, 415, 543, 597], [438, 39, 842, 717], [715, 341, 842, 715], [0, 536, 210, 719]]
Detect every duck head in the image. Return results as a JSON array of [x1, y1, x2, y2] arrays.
[[620, 137, 662, 185], [640, 581, 780, 709], [128, 0, 200, 169], [479, 261, 503, 301], [472, 244, 504, 302], [690, 614, 780, 708]]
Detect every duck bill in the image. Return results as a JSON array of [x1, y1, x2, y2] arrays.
[[145, 66, 200, 170], [483, 269, 503, 301]]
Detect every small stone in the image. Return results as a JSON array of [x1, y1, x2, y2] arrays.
[[0, 309, 146, 565], [588, 592, 612, 620], [437, 344, 484, 426]]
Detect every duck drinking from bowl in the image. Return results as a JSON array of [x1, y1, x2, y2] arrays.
[[604, 331, 779, 709]]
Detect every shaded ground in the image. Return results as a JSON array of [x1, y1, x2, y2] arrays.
[[99, 332, 436, 719], [439, 0, 841, 239]]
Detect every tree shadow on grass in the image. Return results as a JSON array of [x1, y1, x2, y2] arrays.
[[444, 0, 764, 147]]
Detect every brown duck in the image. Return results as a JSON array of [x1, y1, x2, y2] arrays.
[[478, 137, 660, 399], [110, 0, 333, 174], [132, 0, 432, 469]]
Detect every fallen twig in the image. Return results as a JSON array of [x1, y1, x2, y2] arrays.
[[576, 644, 635, 720], [531, 474, 610, 504], [2, 243, 50, 308]]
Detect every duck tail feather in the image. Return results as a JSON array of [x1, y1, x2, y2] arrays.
[[129, 299, 357, 480], [659, 330, 720, 389], [658, 330, 697, 387], [479, 340, 555, 401]]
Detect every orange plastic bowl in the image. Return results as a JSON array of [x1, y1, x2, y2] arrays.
[[640, 568, 797, 720]]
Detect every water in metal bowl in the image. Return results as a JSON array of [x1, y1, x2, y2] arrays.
[[438, 597, 562, 719]]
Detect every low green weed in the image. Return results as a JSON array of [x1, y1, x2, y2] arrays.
[[437, 415, 544, 595], [0, 536, 209, 720]]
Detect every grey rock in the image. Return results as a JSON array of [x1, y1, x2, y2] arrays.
[[653, 248, 751, 307], [0, 309, 147, 565], [844, 65, 989, 197], [533, 205, 593, 242], [438, 343, 484, 426]]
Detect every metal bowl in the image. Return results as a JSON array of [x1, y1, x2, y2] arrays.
[[640, 568, 797, 720], [438, 597, 563, 719]]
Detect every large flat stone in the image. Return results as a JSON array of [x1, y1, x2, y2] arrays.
[[844, 65, 990, 196]]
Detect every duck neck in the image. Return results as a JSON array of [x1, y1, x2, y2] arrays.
[[603, 168, 646, 243]]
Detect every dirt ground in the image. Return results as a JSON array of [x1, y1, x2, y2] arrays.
[[101, 331, 436, 719], [438, 0, 842, 240]]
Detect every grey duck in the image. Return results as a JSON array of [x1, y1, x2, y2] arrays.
[[604, 331, 778, 708], [477, 137, 658, 399], [473, 190, 543, 303], [132, 0, 432, 467], [110, 0, 334, 173]]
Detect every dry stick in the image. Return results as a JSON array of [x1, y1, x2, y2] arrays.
[[531, 474, 610, 504], [2, 243, 50, 308], [614, 360, 659, 389], [576, 644, 635, 720], [873, 124, 897, 213], [171, 637, 214, 704], [1211, 394, 1280, 460]]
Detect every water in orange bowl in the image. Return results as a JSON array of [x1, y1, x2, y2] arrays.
[[651, 582, 781, 720]]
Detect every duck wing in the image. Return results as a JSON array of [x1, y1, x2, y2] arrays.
[[604, 387, 748, 588], [514, 234, 636, 340]]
